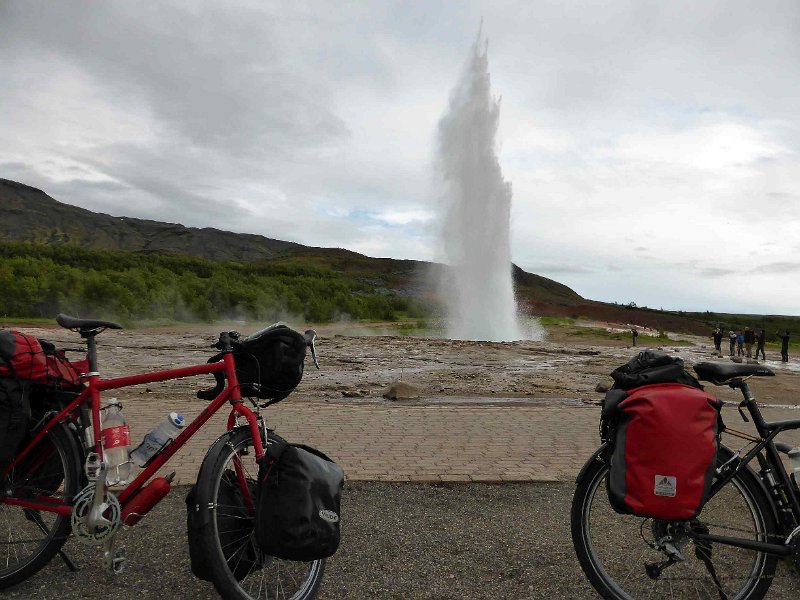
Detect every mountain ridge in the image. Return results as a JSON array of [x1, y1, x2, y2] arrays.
[[0, 178, 583, 306]]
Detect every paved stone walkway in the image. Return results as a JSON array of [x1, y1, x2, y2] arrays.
[[123, 396, 800, 486], [125, 398, 601, 485]]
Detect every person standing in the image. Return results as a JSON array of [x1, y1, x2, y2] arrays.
[[737, 331, 745, 357], [712, 328, 723, 352], [728, 331, 736, 356], [631, 327, 638, 347], [755, 329, 766, 361], [744, 327, 755, 358], [777, 330, 790, 362]]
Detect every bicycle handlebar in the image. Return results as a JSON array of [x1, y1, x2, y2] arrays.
[[196, 327, 320, 400]]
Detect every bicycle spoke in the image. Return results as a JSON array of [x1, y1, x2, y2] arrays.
[[572, 454, 778, 600], [199, 427, 324, 600]]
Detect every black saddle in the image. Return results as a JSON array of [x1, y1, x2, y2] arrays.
[[693, 361, 774, 385], [56, 314, 123, 333]]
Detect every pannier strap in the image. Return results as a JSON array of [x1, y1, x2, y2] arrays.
[[693, 362, 774, 384], [56, 314, 123, 332], [263, 435, 334, 467]]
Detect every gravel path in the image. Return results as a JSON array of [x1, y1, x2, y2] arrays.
[[6, 482, 800, 599]]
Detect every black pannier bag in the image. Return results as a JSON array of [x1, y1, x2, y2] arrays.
[[186, 470, 263, 581], [200, 324, 307, 405], [610, 349, 702, 391], [0, 330, 38, 478], [255, 435, 343, 561], [0, 379, 31, 480]]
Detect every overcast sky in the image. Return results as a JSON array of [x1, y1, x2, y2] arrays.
[[2, 1, 799, 315]]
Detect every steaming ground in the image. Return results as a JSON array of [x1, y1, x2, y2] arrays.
[[14, 320, 800, 408]]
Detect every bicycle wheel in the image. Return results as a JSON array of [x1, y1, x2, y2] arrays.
[[195, 426, 325, 600], [0, 424, 81, 589], [572, 448, 778, 600]]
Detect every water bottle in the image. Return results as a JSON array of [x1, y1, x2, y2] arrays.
[[101, 398, 133, 485], [130, 412, 185, 467]]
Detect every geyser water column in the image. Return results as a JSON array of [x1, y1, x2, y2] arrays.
[[437, 34, 523, 341]]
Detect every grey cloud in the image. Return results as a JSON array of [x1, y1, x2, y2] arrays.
[[698, 267, 738, 278], [753, 262, 800, 275], [525, 263, 595, 275], [0, 2, 349, 156]]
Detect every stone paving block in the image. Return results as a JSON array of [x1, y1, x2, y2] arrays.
[[117, 400, 800, 485]]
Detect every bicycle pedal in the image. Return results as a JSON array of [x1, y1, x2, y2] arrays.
[[104, 546, 126, 575]]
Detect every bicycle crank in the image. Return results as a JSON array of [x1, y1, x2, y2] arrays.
[[71, 484, 122, 545]]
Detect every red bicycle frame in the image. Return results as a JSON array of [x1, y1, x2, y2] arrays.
[[4, 351, 266, 518]]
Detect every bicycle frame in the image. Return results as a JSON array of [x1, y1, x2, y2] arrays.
[[691, 379, 800, 558], [3, 350, 265, 519]]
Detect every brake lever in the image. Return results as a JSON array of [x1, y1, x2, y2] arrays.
[[304, 329, 320, 369], [214, 330, 240, 350]]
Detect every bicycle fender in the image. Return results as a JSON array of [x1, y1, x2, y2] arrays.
[[576, 443, 610, 485]]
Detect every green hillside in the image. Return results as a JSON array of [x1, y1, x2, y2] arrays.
[[0, 242, 430, 324]]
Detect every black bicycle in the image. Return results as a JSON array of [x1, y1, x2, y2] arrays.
[[572, 361, 800, 599]]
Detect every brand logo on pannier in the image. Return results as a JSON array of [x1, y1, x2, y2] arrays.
[[319, 509, 339, 523], [654, 475, 677, 497]]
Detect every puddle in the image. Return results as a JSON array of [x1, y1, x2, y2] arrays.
[[323, 395, 590, 407], [423, 395, 588, 407]]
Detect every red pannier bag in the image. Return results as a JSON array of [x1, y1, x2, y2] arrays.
[[0, 330, 85, 387], [607, 383, 722, 520], [44, 352, 85, 387], [0, 330, 48, 380]]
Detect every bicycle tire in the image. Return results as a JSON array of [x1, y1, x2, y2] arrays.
[[0, 424, 81, 589], [571, 446, 778, 600], [194, 426, 326, 600]]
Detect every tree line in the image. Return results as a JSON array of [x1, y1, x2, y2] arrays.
[[0, 242, 431, 324]]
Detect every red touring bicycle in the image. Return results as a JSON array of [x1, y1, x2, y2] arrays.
[[0, 314, 325, 600]]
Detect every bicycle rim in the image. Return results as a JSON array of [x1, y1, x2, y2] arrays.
[[0, 428, 76, 586], [210, 432, 324, 600], [574, 461, 775, 600]]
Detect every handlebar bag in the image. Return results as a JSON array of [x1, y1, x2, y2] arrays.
[[606, 383, 722, 520], [234, 325, 307, 402], [255, 435, 343, 561], [200, 325, 307, 404]]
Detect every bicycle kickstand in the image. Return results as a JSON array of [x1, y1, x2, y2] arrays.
[[24, 508, 80, 572], [59, 548, 80, 572]]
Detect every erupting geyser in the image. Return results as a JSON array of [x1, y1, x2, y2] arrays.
[[437, 34, 532, 341]]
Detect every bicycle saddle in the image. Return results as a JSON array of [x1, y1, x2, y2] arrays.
[[56, 313, 123, 332], [693, 361, 774, 384]]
